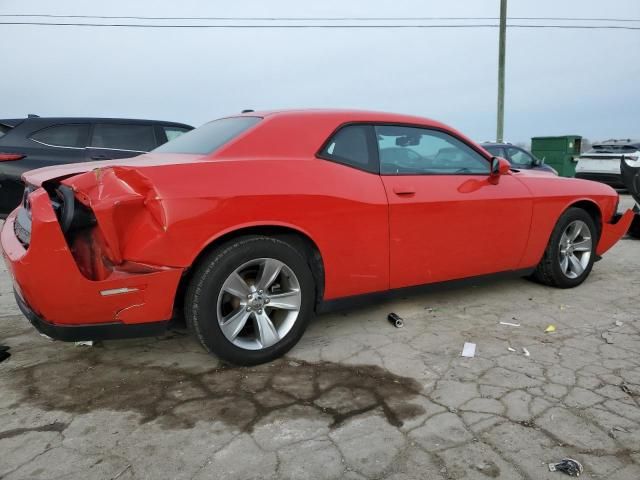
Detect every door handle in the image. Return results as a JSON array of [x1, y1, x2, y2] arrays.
[[392, 186, 416, 196]]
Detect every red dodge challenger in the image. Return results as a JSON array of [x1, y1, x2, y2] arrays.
[[1, 110, 634, 365]]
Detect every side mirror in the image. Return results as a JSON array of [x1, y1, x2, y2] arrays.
[[490, 157, 511, 176]]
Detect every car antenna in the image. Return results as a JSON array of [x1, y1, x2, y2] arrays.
[[241, 109, 254, 113], [27, 113, 40, 118]]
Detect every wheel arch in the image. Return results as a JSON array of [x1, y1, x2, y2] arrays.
[[566, 199, 603, 239], [176, 224, 326, 314]]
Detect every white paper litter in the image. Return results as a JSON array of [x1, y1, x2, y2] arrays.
[[507, 347, 516, 352], [499, 321, 520, 327], [522, 347, 530, 357], [461, 342, 476, 358]]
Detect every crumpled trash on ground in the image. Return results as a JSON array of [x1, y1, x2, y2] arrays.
[[548, 458, 583, 476], [545, 324, 556, 333], [0, 344, 10, 364]]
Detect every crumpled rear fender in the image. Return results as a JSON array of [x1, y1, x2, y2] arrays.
[[61, 166, 168, 265]]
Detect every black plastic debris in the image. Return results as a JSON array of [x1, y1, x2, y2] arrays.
[[0, 345, 10, 364], [548, 458, 583, 477], [387, 313, 404, 328]]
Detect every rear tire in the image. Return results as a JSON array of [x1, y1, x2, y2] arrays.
[[532, 207, 597, 288], [184, 236, 315, 365]]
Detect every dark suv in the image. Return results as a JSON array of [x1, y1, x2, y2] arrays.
[[482, 142, 558, 175], [0, 116, 193, 214]]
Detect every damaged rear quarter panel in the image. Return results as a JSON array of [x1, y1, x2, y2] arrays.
[[62, 167, 172, 265], [60, 158, 391, 300]]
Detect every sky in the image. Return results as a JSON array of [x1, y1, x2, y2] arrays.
[[1, 0, 639, 144]]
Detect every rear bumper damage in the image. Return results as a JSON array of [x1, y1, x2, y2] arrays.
[[1, 186, 183, 339]]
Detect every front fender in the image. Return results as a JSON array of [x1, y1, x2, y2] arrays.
[[597, 209, 634, 255]]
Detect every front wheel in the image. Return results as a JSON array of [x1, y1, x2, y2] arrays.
[[185, 236, 315, 365], [532, 208, 597, 288]]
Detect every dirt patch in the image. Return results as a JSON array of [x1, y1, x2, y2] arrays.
[[6, 350, 426, 431]]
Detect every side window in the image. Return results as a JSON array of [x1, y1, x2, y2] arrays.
[[376, 125, 489, 175], [162, 126, 190, 144], [319, 125, 376, 173], [484, 146, 505, 158], [30, 124, 90, 148], [91, 124, 157, 152], [506, 147, 534, 167]]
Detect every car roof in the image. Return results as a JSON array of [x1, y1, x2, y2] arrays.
[[593, 139, 640, 148], [1, 117, 193, 129], [237, 109, 452, 129]]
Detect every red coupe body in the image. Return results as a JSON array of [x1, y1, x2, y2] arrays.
[[1, 110, 634, 341]]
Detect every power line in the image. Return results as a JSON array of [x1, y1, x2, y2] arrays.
[[1, 21, 639, 30], [1, 14, 639, 22]]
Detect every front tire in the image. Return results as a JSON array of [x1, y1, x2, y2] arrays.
[[185, 236, 315, 365], [532, 207, 597, 288]]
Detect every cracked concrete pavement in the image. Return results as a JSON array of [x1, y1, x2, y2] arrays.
[[1, 196, 639, 479]]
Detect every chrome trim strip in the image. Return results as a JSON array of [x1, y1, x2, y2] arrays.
[[29, 138, 147, 154], [100, 287, 139, 296], [29, 138, 84, 150], [87, 146, 147, 153]]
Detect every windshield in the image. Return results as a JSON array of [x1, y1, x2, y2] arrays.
[[153, 116, 261, 155]]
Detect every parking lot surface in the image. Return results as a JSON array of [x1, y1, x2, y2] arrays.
[[1, 198, 639, 480]]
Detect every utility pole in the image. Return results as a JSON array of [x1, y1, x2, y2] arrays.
[[496, 0, 507, 142]]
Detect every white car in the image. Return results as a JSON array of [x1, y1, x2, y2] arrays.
[[575, 139, 639, 189], [621, 155, 640, 238]]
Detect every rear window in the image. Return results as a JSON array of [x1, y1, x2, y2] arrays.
[[0, 124, 12, 139], [30, 124, 90, 148], [162, 126, 190, 143], [153, 117, 261, 155], [91, 124, 157, 152]]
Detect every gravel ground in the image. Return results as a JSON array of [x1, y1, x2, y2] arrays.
[[0, 196, 639, 480]]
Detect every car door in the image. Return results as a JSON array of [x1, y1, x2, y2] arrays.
[[87, 123, 157, 161], [377, 125, 533, 289]]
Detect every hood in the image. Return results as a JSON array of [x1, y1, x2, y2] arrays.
[[510, 168, 557, 178], [22, 153, 206, 187]]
